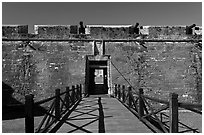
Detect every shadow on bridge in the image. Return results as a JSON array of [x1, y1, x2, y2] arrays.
[[56, 95, 113, 133]]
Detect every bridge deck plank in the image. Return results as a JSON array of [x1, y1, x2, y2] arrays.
[[56, 95, 152, 133]]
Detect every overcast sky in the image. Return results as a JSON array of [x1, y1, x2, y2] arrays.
[[2, 2, 202, 33]]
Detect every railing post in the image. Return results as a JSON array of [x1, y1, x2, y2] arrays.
[[72, 85, 75, 103], [78, 84, 81, 99], [25, 94, 34, 133], [55, 89, 60, 119], [118, 84, 121, 100], [85, 83, 88, 97], [122, 85, 125, 103], [80, 84, 82, 99], [115, 84, 117, 98], [128, 86, 132, 108], [160, 113, 163, 123], [77, 84, 80, 99], [169, 93, 178, 133], [65, 87, 70, 110], [76, 84, 79, 100], [139, 88, 144, 119]]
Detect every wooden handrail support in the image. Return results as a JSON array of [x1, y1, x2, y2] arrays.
[[34, 88, 75, 106], [169, 93, 178, 133], [65, 87, 70, 110], [72, 85, 75, 103], [25, 94, 34, 133], [128, 86, 132, 108], [78, 84, 81, 99], [118, 85, 121, 100], [139, 88, 144, 119], [55, 89, 61, 119], [122, 85, 125, 103], [179, 102, 202, 109], [76, 84, 79, 100], [115, 84, 202, 133], [24, 84, 82, 133], [142, 95, 169, 105], [80, 84, 82, 99], [114, 84, 117, 98], [76, 85, 79, 100]]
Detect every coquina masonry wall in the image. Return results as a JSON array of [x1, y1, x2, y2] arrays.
[[2, 24, 202, 104]]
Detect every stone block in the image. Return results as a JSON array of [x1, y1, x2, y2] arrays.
[[140, 26, 149, 35], [2, 25, 28, 38], [34, 25, 70, 38], [88, 25, 131, 39], [193, 26, 202, 35], [148, 26, 186, 39], [70, 25, 78, 34]]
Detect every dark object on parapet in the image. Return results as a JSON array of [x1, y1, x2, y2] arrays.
[[79, 21, 85, 34], [134, 22, 140, 34], [129, 22, 140, 35], [186, 24, 196, 35]]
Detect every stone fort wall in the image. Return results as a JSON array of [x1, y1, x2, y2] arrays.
[[2, 24, 202, 104]]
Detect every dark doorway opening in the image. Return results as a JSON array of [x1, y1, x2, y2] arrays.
[[88, 61, 108, 95]]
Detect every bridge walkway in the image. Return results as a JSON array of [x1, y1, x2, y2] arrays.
[[56, 95, 152, 133]]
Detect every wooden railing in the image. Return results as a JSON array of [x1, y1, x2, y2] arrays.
[[25, 84, 84, 133], [114, 84, 202, 133]]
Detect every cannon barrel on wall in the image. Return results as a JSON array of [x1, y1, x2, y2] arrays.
[[186, 24, 196, 34]]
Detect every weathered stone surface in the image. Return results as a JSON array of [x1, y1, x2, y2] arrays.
[[2, 25, 28, 38], [106, 42, 202, 103], [147, 26, 187, 39], [2, 24, 202, 104], [2, 40, 93, 102], [34, 25, 71, 39], [87, 25, 131, 39]]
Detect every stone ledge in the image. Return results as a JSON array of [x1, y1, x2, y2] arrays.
[[2, 24, 202, 39]]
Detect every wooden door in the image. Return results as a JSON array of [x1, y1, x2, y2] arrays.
[[89, 68, 108, 95]]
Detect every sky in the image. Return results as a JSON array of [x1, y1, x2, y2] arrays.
[[2, 2, 202, 33]]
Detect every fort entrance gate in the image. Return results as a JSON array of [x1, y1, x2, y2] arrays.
[[85, 41, 111, 95], [88, 61, 108, 95]]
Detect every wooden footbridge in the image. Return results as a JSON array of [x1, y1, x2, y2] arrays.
[[24, 84, 202, 133], [55, 95, 152, 133]]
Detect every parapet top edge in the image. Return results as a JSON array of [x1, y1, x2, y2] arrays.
[[34, 25, 71, 27], [2, 24, 28, 27], [146, 25, 202, 28], [86, 25, 132, 28], [2, 24, 202, 28]]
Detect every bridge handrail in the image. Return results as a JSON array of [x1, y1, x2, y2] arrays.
[[114, 84, 202, 133], [35, 88, 76, 106], [25, 84, 84, 133], [179, 102, 202, 110], [132, 91, 202, 110], [140, 94, 169, 105]]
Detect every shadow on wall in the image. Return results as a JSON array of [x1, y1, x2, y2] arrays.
[[2, 82, 21, 106], [2, 82, 46, 120]]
